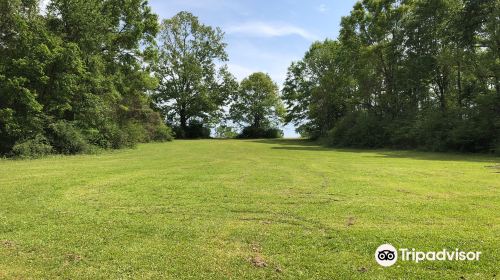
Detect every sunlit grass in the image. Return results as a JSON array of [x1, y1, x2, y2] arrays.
[[0, 139, 498, 279]]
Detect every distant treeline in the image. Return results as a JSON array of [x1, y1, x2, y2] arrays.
[[283, 0, 499, 153]]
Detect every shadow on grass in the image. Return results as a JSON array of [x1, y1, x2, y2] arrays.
[[248, 139, 499, 163]]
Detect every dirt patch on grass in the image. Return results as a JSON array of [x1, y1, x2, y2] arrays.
[[250, 255, 267, 268], [1, 240, 16, 248], [64, 253, 83, 265], [358, 267, 368, 273], [248, 242, 270, 269], [346, 216, 356, 226], [397, 189, 435, 199]]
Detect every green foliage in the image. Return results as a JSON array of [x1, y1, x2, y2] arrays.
[[283, 40, 349, 139], [214, 125, 238, 139], [97, 122, 146, 149], [154, 11, 237, 138], [230, 72, 285, 138], [173, 120, 211, 139], [48, 121, 89, 154], [327, 112, 386, 148], [284, 0, 500, 153], [152, 124, 174, 142], [237, 127, 283, 139], [11, 134, 53, 158], [0, 0, 173, 157]]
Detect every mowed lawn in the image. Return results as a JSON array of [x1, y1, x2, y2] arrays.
[[0, 139, 498, 279]]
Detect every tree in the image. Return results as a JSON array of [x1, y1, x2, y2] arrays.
[[283, 0, 499, 153], [0, 0, 172, 157], [230, 72, 284, 135], [282, 40, 352, 138], [0, 0, 54, 154], [154, 11, 237, 138]]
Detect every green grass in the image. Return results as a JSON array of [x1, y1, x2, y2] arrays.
[[0, 139, 498, 279]]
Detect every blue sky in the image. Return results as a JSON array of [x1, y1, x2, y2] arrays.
[[149, 0, 359, 137]]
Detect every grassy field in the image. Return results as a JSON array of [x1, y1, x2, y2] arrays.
[[0, 139, 498, 279]]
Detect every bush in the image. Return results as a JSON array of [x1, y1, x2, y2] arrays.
[[124, 122, 148, 144], [12, 134, 53, 158], [83, 128, 109, 148], [327, 112, 386, 148], [174, 121, 211, 139], [104, 123, 140, 149], [48, 121, 89, 154], [386, 118, 417, 149], [215, 125, 238, 139], [237, 126, 283, 139], [296, 123, 321, 140], [153, 124, 174, 141], [140, 111, 174, 142]]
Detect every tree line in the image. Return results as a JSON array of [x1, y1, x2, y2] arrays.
[[0, 1, 283, 158], [283, 0, 499, 153], [1, 0, 498, 158], [1, 0, 172, 158]]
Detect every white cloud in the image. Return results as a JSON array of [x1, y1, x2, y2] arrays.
[[226, 21, 318, 41], [317, 4, 328, 13]]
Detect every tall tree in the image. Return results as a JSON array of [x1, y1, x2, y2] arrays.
[[1, 0, 172, 157], [230, 72, 284, 130], [154, 11, 237, 138], [282, 40, 352, 138], [283, 0, 499, 152]]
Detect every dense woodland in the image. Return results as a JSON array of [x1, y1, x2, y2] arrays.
[[1, 0, 499, 157], [0, 0, 173, 158], [283, 0, 499, 153]]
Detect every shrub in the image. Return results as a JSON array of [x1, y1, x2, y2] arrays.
[[263, 128, 283, 138], [104, 123, 140, 149], [12, 134, 53, 158], [386, 118, 417, 149], [327, 112, 386, 148], [124, 122, 147, 144], [48, 121, 89, 154], [106, 125, 129, 149], [174, 121, 211, 139], [153, 124, 174, 141], [140, 110, 174, 142], [296, 123, 321, 140], [215, 125, 238, 139], [237, 126, 283, 139], [83, 128, 110, 148]]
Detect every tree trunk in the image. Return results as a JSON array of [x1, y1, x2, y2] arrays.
[[457, 61, 462, 109], [438, 84, 446, 112], [180, 107, 187, 129], [253, 115, 261, 129], [436, 67, 448, 113]]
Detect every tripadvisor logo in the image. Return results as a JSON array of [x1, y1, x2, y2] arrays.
[[375, 244, 398, 267], [375, 244, 481, 267]]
